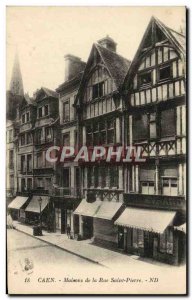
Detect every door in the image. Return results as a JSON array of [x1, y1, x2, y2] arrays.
[[83, 217, 93, 239], [144, 232, 154, 258], [118, 227, 124, 249]]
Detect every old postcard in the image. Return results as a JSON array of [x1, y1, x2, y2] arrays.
[[6, 6, 187, 295]]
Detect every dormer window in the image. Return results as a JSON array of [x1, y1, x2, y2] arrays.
[[44, 105, 49, 116], [139, 71, 152, 88], [26, 112, 30, 122], [159, 65, 171, 81]]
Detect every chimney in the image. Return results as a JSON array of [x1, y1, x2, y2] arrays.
[[64, 54, 84, 81], [97, 35, 117, 52]]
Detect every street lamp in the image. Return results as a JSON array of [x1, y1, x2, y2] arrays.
[[38, 196, 42, 232]]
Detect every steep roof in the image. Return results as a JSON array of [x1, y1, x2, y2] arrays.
[[41, 87, 59, 98], [95, 43, 131, 87]]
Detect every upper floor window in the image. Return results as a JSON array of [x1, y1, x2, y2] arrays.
[[45, 127, 52, 142], [160, 109, 175, 138], [38, 107, 43, 118], [9, 150, 14, 169], [138, 71, 152, 88], [27, 154, 32, 172], [36, 129, 43, 144], [133, 114, 148, 141], [44, 105, 49, 116], [92, 81, 105, 99], [86, 118, 115, 146], [159, 64, 172, 81], [26, 132, 32, 144], [22, 114, 25, 124], [63, 133, 70, 146], [8, 129, 13, 143], [63, 100, 70, 122], [26, 112, 30, 122], [21, 134, 25, 146]]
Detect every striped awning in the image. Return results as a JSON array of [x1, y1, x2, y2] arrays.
[[73, 199, 102, 217], [115, 207, 177, 234], [25, 196, 49, 213], [94, 201, 123, 220], [8, 196, 29, 210]]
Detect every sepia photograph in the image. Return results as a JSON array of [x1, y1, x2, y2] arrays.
[[6, 6, 187, 295]]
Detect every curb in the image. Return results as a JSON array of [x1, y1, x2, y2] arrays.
[[13, 227, 106, 268]]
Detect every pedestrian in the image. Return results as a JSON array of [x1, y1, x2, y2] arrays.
[[66, 224, 71, 238]]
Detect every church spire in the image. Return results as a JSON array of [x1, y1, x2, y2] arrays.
[[9, 50, 24, 96]]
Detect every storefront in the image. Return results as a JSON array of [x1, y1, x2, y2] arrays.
[[93, 201, 124, 249], [8, 196, 30, 221], [115, 207, 185, 265], [73, 198, 102, 239], [25, 195, 50, 228]]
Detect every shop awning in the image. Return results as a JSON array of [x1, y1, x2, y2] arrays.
[[73, 199, 102, 217], [25, 196, 49, 213], [175, 223, 186, 233], [115, 207, 177, 234], [94, 201, 123, 220], [8, 196, 29, 210]]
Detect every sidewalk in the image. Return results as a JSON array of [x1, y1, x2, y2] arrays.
[[12, 221, 171, 270]]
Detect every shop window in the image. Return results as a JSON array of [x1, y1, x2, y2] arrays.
[[44, 105, 49, 116], [162, 177, 178, 196], [159, 65, 171, 81], [159, 228, 173, 254], [161, 109, 175, 138], [133, 114, 148, 141], [38, 107, 43, 118], [141, 181, 155, 195], [132, 229, 144, 248], [139, 71, 152, 87], [63, 100, 70, 122]]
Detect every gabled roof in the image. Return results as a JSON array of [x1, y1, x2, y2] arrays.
[[95, 43, 131, 87], [75, 43, 131, 106], [123, 16, 186, 89], [35, 87, 59, 101]]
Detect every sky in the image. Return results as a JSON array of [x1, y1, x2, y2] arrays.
[[6, 6, 185, 96]]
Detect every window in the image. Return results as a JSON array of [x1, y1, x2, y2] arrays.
[[36, 129, 43, 144], [27, 155, 32, 172], [92, 81, 105, 99], [140, 167, 155, 194], [159, 228, 173, 254], [21, 155, 25, 173], [149, 113, 156, 139], [26, 112, 30, 122], [44, 105, 49, 116], [9, 150, 14, 169], [38, 107, 43, 118], [45, 127, 52, 142], [93, 122, 99, 146], [109, 166, 118, 188], [37, 178, 43, 189], [107, 119, 115, 144], [9, 129, 13, 142], [20, 134, 25, 146], [63, 133, 70, 146], [162, 177, 178, 196], [26, 132, 32, 144], [141, 181, 155, 194], [132, 229, 144, 248], [63, 168, 70, 195], [159, 65, 171, 81], [21, 178, 26, 192], [133, 114, 148, 141], [139, 71, 152, 87], [161, 109, 175, 138], [37, 152, 43, 168], [45, 178, 51, 190], [27, 178, 32, 190], [22, 114, 25, 124], [94, 167, 99, 188], [63, 101, 70, 122], [87, 167, 93, 188]]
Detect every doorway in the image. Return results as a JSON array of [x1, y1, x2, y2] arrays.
[[118, 226, 124, 249], [83, 217, 93, 239], [144, 232, 154, 258]]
